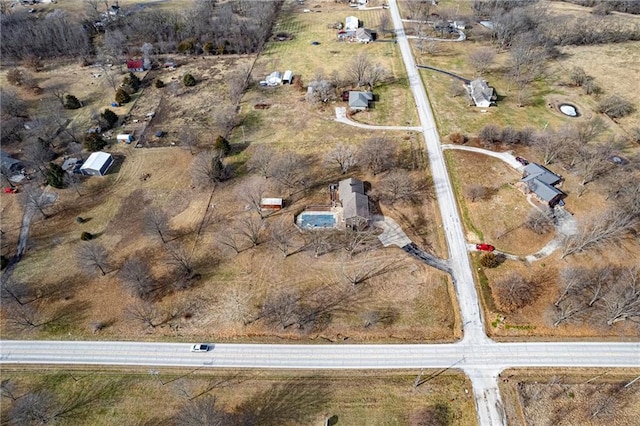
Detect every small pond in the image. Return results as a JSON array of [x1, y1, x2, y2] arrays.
[[559, 103, 579, 117]]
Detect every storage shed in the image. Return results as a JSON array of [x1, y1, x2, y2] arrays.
[[282, 70, 294, 84], [117, 134, 134, 144], [80, 152, 114, 176], [266, 71, 282, 86], [260, 198, 284, 210]]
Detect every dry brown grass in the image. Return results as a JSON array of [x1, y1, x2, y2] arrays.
[[0, 366, 477, 426], [500, 368, 640, 426]]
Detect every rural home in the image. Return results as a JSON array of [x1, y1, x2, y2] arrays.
[[348, 91, 374, 110], [467, 79, 496, 108], [452, 20, 467, 30], [345, 16, 359, 31], [355, 28, 376, 43], [282, 70, 294, 84], [338, 177, 370, 230], [519, 163, 566, 207], [266, 71, 282, 86], [260, 198, 284, 210], [80, 152, 114, 177], [126, 60, 144, 72]]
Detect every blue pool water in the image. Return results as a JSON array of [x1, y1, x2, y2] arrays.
[[299, 213, 336, 229]]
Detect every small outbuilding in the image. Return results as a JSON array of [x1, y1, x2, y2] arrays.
[[117, 134, 134, 144], [266, 71, 283, 86], [62, 158, 83, 174], [126, 60, 145, 72], [80, 152, 114, 177], [282, 70, 294, 84], [1, 151, 24, 176], [345, 16, 359, 31], [260, 198, 284, 210], [348, 91, 374, 110]]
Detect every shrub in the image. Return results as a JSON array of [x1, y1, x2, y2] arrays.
[[6, 68, 25, 86], [64, 94, 82, 109], [480, 253, 502, 268], [183, 73, 196, 87], [449, 132, 466, 144], [115, 88, 130, 104], [568, 66, 589, 87], [101, 109, 118, 129], [80, 232, 93, 241], [1, 255, 9, 270], [177, 38, 196, 54], [583, 79, 602, 96], [122, 72, 141, 92], [203, 41, 214, 54], [46, 162, 65, 189], [632, 127, 640, 144], [214, 135, 231, 155], [83, 133, 107, 151], [76, 216, 85, 224], [479, 124, 502, 147], [598, 95, 635, 119], [155, 79, 165, 88]]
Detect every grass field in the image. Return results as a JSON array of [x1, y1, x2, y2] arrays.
[[0, 367, 478, 425]]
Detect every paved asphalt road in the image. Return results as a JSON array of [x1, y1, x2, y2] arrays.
[[2, 340, 638, 370]]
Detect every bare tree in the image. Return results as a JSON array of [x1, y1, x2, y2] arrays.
[[212, 104, 239, 139], [76, 242, 110, 276], [524, 208, 554, 234], [598, 95, 636, 119], [174, 396, 233, 426], [464, 184, 488, 202], [373, 169, 427, 205], [271, 151, 307, 196], [533, 131, 565, 165], [180, 128, 199, 155], [346, 53, 372, 88], [227, 65, 251, 105], [493, 272, 541, 313], [260, 290, 300, 330], [553, 299, 585, 327], [191, 149, 228, 188], [246, 145, 275, 179], [325, 144, 357, 175], [341, 257, 398, 287], [468, 48, 496, 76], [562, 210, 638, 258], [144, 207, 171, 243], [270, 217, 296, 258], [341, 227, 378, 258], [357, 136, 396, 175], [0, 379, 19, 401], [237, 213, 265, 247], [126, 301, 166, 328], [237, 177, 266, 218], [365, 63, 387, 89], [119, 258, 156, 300], [165, 242, 195, 278], [217, 230, 244, 255], [7, 389, 58, 425], [602, 267, 640, 326]]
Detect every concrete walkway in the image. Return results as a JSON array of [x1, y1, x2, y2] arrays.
[[335, 107, 423, 131]]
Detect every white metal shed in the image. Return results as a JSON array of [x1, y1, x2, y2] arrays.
[[80, 152, 114, 176]]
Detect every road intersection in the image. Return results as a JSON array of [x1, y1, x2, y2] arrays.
[[1, 1, 638, 425]]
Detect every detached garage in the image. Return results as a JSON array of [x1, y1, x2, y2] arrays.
[[80, 152, 114, 176]]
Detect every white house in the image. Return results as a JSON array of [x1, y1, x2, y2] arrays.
[[266, 71, 282, 86], [282, 70, 294, 84], [345, 16, 359, 31], [467, 79, 495, 108], [80, 152, 114, 176]]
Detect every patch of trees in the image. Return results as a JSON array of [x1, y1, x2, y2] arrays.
[[0, 11, 90, 61], [597, 95, 636, 119], [553, 266, 640, 327], [83, 133, 108, 152]]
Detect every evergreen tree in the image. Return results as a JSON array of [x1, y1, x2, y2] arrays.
[[46, 162, 65, 188], [63, 94, 81, 109]]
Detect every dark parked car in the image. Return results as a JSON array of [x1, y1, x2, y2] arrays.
[[515, 156, 529, 166], [476, 243, 495, 252]]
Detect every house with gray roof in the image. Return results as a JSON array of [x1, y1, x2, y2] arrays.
[[355, 28, 375, 43], [519, 163, 565, 206], [467, 79, 495, 108], [338, 177, 370, 229], [348, 91, 373, 111], [1, 151, 24, 180]]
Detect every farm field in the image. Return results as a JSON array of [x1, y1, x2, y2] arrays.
[[0, 367, 477, 426]]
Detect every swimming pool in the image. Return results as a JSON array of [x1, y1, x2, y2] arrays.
[[297, 213, 337, 229]]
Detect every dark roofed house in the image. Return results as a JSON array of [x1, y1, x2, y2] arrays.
[[348, 91, 374, 111], [126, 60, 144, 72], [338, 177, 370, 229], [519, 163, 565, 206]]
